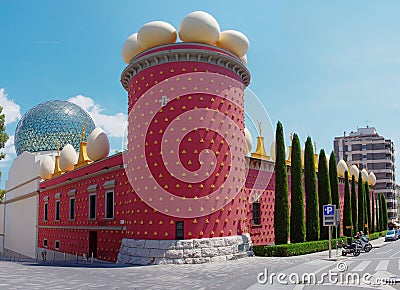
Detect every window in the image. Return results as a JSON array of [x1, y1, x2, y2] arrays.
[[44, 203, 48, 221], [252, 202, 261, 225], [105, 191, 114, 219], [69, 198, 76, 220], [55, 200, 60, 221], [55, 240, 60, 250], [89, 194, 96, 219], [43, 239, 48, 248], [176, 221, 184, 240]]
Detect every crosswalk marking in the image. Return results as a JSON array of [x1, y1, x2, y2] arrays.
[[352, 261, 371, 272], [375, 260, 389, 271]]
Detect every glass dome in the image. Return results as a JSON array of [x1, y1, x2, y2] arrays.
[[14, 100, 96, 155]]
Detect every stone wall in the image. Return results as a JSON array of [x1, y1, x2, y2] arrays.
[[117, 234, 253, 265]]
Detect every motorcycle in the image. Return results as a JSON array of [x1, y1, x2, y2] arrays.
[[354, 235, 372, 252], [341, 238, 361, 256]]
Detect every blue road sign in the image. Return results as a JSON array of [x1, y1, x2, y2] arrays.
[[323, 205, 335, 216]]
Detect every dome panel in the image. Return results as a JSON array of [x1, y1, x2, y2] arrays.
[[14, 100, 95, 155]]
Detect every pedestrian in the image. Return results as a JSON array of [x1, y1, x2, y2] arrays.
[[41, 248, 47, 262]]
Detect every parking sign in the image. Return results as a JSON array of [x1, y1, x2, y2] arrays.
[[323, 204, 336, 226]]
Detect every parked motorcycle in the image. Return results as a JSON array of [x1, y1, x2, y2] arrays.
[[341, 238, 361, 256], [355, 235, 372, 252]]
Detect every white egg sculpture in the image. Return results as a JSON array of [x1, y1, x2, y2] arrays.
[[87, 127, 110, 161], [240, 54, 247, 66], [270, 140, 276, 161], [59, 144, 78, 172], [121, 33, 144, 64], [216, 30, 249, 58], [369, 172, 377, 186], [361, 168, 369, 182], [39, 156, 55, 180], [350, 165, 359, 181], [137, 21, 177, 50], [244, 127, 252, 154], [337, 159, 348, 177], [178, 11, 220, 45], [301, 146, 305, 166]]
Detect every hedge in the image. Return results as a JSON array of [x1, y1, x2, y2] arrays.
[[253, 231, 387, 257]]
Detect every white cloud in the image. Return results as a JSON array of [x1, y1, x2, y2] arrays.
[[0, 135, 16, 168], [68, 95, 127, 138], [0, 89, 21, 125]]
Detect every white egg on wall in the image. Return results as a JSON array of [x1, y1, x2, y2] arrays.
[[121, 33, 144, 64], [369, 172, 377, 186], [244, 127, 253, 155], [87, 127, 110, 161], [361, 168, 369, 182], [337, 159, 348, 178], [216, 30, 249, 58], [350, 165, 359, 181], [137, 21, 177, 50], [59, 144, 78, 172], [39, 156, 55, 180], [270, 141, 276, 161], [178, 11, 220, 45]]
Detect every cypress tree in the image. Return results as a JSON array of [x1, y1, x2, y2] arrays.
[[274, 121, 289, 244], [318, 149, 332, 240], [290, 133, 305, 243], [343, 170, 352, 237], [351, 177, 358, 236], [382, 195, 388, 231], [329, 151, 340, 235], [378, 194, 384, 232], [357, 171, 365, 232], [304, 137, 319, 241], [371, 192, 375, 233], [364, 182, 371, 234]]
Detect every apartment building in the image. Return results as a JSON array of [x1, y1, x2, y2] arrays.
[[334, 127, 397, 220]]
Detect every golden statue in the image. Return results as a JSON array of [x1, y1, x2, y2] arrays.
[[81, 125, 86, 142], [258, 120, 262, 136]]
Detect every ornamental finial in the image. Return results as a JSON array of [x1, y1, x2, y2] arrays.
[[257, 120, 262, 136]]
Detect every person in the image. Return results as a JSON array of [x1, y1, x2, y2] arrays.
[[41, 248, 47, 262]]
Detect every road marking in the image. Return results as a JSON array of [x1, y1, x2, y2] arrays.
[[398, 259, 400, 271], [375, 260, 390, 271], [377, 249, 393, 255], [388, 250, 400, 259], [352, 261, 371, 272]]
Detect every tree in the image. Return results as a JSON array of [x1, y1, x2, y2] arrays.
[[329, 151, 340, 235], [0, 106, 8, 161], [343, 170, 352, 237], [290, 133, 305, 243], [351, 177, 358, 236], [274, 121, 289, 244], [318, 149, 332, 240], [357, 172, 365, 232], [364, 182, 371, 234], [382, 194, 388, 231], [304, 137, 319, 241], [378, 194, 383, 232], [371, 191, 375, 233]]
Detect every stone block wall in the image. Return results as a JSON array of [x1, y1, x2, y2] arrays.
[[117, 234, 253, 265]]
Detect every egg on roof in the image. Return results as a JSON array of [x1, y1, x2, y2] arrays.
[[270, 140, 276, 161], [178, 11, 220, 45], [337, 159, 348, 178], [368, 172, 377, 186], [350, 165, 359, 181], [216, 30, 249, 58], [121, 33, 144, 64], [87, 127, 110, 161], [240, 54, 247, 66], [137, 21, 177, 50], [39, 156, 55, 180], [244, 127, 252, 155], [59, 144, 78, 172]]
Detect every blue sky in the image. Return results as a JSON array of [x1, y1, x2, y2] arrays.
[[1, 0, 400, 188]]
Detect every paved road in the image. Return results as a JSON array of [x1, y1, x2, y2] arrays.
[[0, 237, 398, 289]]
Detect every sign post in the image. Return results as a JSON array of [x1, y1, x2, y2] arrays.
[[323, 204, 336, 258], [335, 209, 340, 256]]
